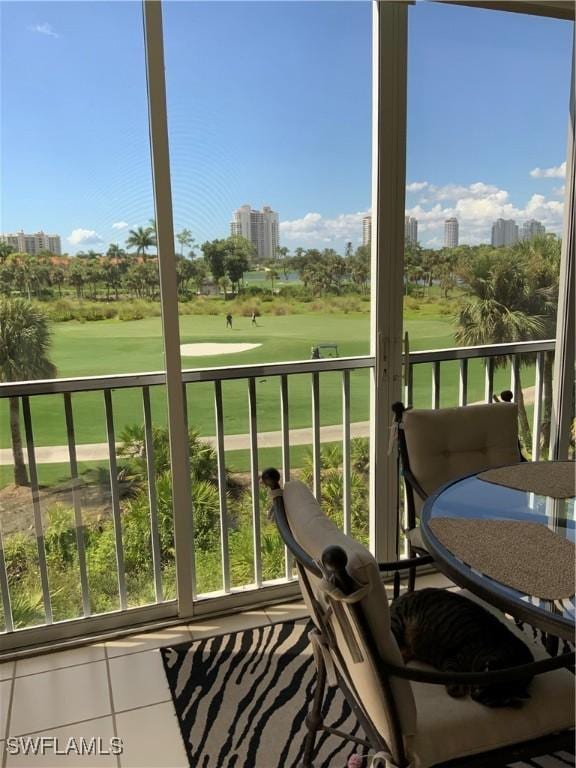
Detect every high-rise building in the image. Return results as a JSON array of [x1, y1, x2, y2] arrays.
[[230, 204, 279, 261], [405, 216, 418, 245], [444, 218, 459, 248], [520, 219, 546, 241], [491, 218, 519, 247], [362, 214, 419, 246], [0, 230, 61, 255], [362, 215, 372, 247]]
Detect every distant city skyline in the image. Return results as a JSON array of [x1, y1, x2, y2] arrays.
[[1, 3, 571, 254], [0, 213, 553, 258]]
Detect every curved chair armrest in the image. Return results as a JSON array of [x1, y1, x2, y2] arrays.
[[402, 467, 427, 502], [380, 651, 575, 686]]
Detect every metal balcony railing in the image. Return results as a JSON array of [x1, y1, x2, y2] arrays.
[[0, 339, 555, 650]]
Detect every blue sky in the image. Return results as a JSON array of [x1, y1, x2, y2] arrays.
[[0, 1, 572, 253]]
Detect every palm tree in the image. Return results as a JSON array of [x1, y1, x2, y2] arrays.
[[106, 243, 126, 262], [126, 226, 156, 259], [455, 249, 545, 451], [514, 235, 561, 455], [0, 299, 56, 485]]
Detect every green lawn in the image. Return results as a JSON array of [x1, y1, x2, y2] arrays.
[[0, 308, 535, 458]]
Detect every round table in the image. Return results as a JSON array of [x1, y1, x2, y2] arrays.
[[421, 469, 575, 642]]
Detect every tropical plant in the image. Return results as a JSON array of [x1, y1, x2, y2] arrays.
[[126, 226, 156, 258], [176, 228, 196, 258], [455, 249, 546, 450], [514, 235, 561, 455], [0, 299, 56, 484]]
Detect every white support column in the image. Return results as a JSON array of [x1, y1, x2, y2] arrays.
[[143, 1, 195, 615], [550, 43, 575, 461], [369, 1, 408, 562]]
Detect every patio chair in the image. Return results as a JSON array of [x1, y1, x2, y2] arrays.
[[392, 392, 524, 591], [262, 468, 575, 768]]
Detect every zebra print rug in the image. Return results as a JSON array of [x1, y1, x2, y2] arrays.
[[160, 619, 575, 768]]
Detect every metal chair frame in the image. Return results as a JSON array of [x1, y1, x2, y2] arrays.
[[391, 391, 525, 591], [262, 467, 574, 768]]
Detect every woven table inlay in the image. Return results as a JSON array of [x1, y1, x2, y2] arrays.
[[478, 461, 575, 499], [429, 517, 576, 600]]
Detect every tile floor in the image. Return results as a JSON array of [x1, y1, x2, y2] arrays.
[[0, 573, 454, 768]]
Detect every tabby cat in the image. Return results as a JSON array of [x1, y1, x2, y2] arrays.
[[390, 588, 534, 708]]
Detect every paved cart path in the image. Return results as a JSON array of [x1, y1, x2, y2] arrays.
[[0, 387, 535, 466], [0, 422, 372, 465]]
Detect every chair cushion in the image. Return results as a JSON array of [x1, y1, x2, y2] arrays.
[[406, 526, 426, 552], [409, 631, 574, 767], [403, 403, 521, 515], [283, 479, 418, 740]]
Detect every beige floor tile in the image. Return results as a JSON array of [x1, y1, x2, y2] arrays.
[[5, 716, 117, 767], [1, 680, 12, 740], [0, 662, 14, 682], [10, 661, 110, 736], [105, 625, 191, 658], [16, 645, 105, 678], [265, 601, 309, 623], [116, 702, 187, 768], [416, 571, 457, 590], [188, 609, 270, 640], [109, 650, 171, 712]]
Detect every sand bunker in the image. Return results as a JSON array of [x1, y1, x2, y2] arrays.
[[180, 342, 261, 357]]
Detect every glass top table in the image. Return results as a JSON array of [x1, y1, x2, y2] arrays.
[[421, 467, 575, 641]]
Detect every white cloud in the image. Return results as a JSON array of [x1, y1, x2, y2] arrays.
[[67, 228, 104, 246], [112, 221, 129, 230], [29, 23, 59, 38], [552, 184, 566, 197], [406, 181, 428, 192], [280, 210, 368, 244], [529, 161, 566, 179], [405, 180, 564, 246], [278, 175, 565, 250]]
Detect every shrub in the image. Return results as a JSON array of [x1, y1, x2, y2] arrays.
[[46, 299, 76, 322], [79, 303, 117, 321], [118, 305, 145, 321]]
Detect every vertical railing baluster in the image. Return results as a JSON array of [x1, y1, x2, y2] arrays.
[[214, 381, 230, 592], [531, 352, 544, 461], [142, 387, 164, 603], [179, 382, 196, 599], [403, 332, 411, 406], [432, 362, 441, 409], [104, 390, 127, 610], [248, 379, 262, 587], [511, 355, 521, 404], [280, 375, 291, 483], [406, 363, 414, 407], [280, 375, 293, 580], [182, 382, 189, 428], [63, 393, 90, 617], [0, 523, 14, 633], [21, 396, 52, 625], [311, 371, 321, 502], [342, 370, 352, 535], [458, 359, 468, 406], [484, 358, 495, 403]]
